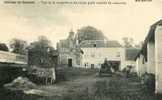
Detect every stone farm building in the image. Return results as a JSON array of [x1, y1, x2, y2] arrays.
[[57, 30, 83, 67], [79, 40, 139, 71], [57, 30, 139, 71], [135, 19, 162, 94]]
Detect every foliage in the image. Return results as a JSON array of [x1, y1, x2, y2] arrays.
[[93, 77, 154, 100], [0, 67, 26, 86], [1, 69, 156, 100], [28, 36, 55, 68], [141, 73, 155, 94], [29, 36, 52, 51], [134, 41, 143, 49], [9, 39, 27, 55], [28, 35, 55, 55], [55, 66, 98, 82], [122, 37, 134, 48], [76, 26, 107, 43], [0, 43, 9, 51]]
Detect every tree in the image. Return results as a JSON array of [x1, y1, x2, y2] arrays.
[[0, 43, 9, 51], [29, 35, 52, 51], [134, 41, 143, 49], [76, 26, 107, 43], [122, 37, 134, 48], [9, 39, 27, 55], [28, 36, 55, 68]]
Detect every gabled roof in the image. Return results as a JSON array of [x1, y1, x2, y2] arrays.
[[125, 48, 140, 61], [79, 40, 122, 48], [135, 19, 162, 60], [59, 39, 69, 48], [143, 19, 162, 46]]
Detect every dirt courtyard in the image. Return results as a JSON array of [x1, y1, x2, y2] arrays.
[[33, 67, 156, 100], [39, 69, 102, 96], [2, 67, 158, 100]]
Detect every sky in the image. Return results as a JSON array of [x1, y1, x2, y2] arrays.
[[0, 0, 162, 48]]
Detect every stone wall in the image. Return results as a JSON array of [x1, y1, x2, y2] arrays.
[[135, 54, 147, 76], [0, 50, 27, 64], [155, 25, 162, 93], [147, 41, 155, 74], [81, 47, 126, 70]]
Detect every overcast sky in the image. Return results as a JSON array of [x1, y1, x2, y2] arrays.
[[0, 0, 162, 48]]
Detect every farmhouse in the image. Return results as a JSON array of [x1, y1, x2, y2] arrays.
[[135, 19, 162, 93], [80, 40, 139, 71]]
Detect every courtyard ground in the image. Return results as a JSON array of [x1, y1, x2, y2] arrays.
[[33, 67, 156, 100], [1, 67, 159, 100]]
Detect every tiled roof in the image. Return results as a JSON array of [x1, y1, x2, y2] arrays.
[[125, 48, 140, 61], [79, 40, 122, 48], [135, 19, 162, 60]]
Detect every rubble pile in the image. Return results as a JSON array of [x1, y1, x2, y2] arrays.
[[3, 77, 52, 96], [4, 76, 36, 91]]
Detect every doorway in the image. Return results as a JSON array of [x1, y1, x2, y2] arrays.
[[68, 59, 72, 67], [91, 64, 94, 69]]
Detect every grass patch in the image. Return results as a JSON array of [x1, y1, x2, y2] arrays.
[[56, 67, 98, 82], [93, 76, 155, 100]]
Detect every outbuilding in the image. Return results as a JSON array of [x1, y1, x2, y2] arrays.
[[135, 19, 162, 93]]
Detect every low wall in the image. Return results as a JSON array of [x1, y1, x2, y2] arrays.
[[0, 51, 27, 64]]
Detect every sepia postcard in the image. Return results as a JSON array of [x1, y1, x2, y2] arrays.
[[0, 0, 162, 100]]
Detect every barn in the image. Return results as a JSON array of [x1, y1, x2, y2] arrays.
[[135, 19, 162, 94]]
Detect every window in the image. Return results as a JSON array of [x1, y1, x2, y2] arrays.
[[91, 64, 94, 69], [93, 44, 96, 47], [116, 52, 120, 57], [85, 63, 87, 67], [142, 57, 145, 64]]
